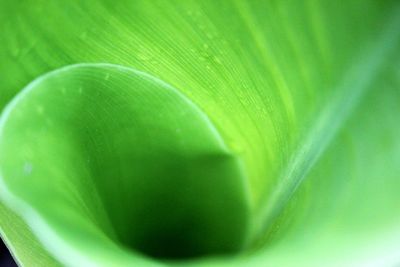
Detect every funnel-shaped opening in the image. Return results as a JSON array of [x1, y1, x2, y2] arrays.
[[0, 64, 251, 263]]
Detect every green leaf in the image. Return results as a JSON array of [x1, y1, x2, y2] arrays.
[[0, 63, 250, 266], [0, 1, 399, 266], [0, 202, 61, 267]]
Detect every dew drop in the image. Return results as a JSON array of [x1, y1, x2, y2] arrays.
[[36, 105, 44, 114], [79, 31, 88, 40], [23, 162, 33, 175], [214, 57, 222, 65]]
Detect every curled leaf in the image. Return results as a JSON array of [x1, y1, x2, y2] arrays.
[[0, 1, 400, 267]]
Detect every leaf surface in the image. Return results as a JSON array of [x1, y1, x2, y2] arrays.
[[0, 1, 399, 266]]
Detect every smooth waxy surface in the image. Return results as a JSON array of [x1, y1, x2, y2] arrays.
[[0, 1, 400, 266]]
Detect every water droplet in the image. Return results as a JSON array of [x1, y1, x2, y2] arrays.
[[36, 105, 44, 114], [214, 57, 222, 65], [11, 47, 20, 58], [23, 162, 33, 175], [150, 60, 160, 66], [137, 47, 153, 62], [80, 31, 88, 40]]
